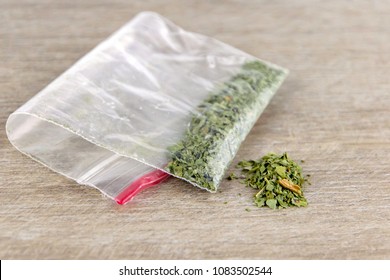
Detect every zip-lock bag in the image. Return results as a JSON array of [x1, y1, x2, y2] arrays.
[[6, 12, 288, 204]]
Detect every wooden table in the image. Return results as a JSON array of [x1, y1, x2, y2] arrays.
[[1, 0, 389, 259]]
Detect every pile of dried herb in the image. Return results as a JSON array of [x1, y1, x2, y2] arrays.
[[233, 152, 308, 209], [165, 61, 286, 191]]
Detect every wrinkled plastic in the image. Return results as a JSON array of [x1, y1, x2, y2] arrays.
[[6, 12, 288, 203]]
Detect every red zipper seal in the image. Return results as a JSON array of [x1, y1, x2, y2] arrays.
[[115, 169, 170, 205]]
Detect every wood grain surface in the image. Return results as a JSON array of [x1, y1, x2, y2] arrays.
[[1, 0, 389, 259]]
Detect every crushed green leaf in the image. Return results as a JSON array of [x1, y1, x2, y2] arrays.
[[227, 173, 238, 180], [235, 152, 309, 209]]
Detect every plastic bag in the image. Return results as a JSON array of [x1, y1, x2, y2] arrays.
[[6, 12, 288, 204]]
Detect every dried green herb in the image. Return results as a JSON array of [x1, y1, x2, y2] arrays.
[[165, 61, 286, 191], [227, 173, 238, 180], [236, 153, 308, 209]]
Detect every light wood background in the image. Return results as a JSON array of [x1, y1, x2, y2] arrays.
[[1, 0, 389, 259]]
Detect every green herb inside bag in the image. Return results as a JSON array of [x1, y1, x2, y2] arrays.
[[165, 61, 288, 191]]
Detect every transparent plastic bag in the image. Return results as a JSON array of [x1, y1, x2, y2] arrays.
[[6, 12, 288, 204]]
